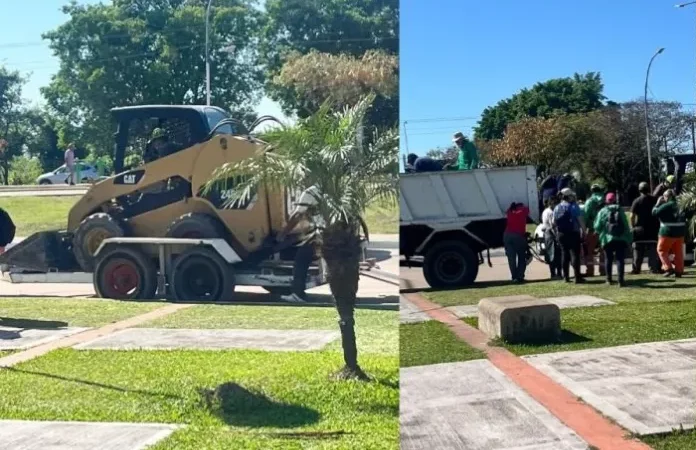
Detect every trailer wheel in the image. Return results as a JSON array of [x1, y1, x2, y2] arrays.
[[423, 240, 479, 288], [73, 213, 126, 272], [94, 247, 157, 300], [166, 213, 224, 239], [170, 246, 235, 302]]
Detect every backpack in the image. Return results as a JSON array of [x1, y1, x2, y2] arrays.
[[607, 208, 624, 237], [0, 207, 15, 247], [554, 203, 575, 233]]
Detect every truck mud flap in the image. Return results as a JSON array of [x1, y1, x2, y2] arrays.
[[0, 231, 79, 273]]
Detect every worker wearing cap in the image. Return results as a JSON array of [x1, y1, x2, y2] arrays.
[[453, 132, 479, 170], [652, 189, 686, 277], [630, 181, 661, 274], [145, 128, 175, 163], [552, 188, 587, 284], [653, 175, 675, 198], [582, 184, 606, 277], [594, 192, 632, 287]]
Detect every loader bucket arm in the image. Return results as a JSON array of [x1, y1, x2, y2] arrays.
[[0, 232, 80, 273]]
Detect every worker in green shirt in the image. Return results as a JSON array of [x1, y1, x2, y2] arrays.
[[582, 184, 605, 277], [652, 189, 686, 277], [453, 132, 479, 170]]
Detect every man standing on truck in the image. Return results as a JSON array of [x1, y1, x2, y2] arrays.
[[653, 175, 674, 198], [453, 132, 479, 170], [582, 184, 605, 277], [553, 188, 586, 284], [64, 143, 76, 185]]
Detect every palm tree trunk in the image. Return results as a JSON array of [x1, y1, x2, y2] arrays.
[[321, 223, 367, 380]]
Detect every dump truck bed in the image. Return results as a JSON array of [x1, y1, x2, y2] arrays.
[[400, 165, 539, 226]]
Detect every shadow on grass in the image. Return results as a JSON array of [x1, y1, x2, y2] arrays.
[[2, 367, 184, 400], [490, 330, 592, 347], [0, 317, 69, 330], [185, 293, 399, 311], [199, 382, 321, 429], [625, 278, 696, 289]]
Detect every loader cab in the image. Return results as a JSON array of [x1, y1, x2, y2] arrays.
[[111, 105, 235, 173]]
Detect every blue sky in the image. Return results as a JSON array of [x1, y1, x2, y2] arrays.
[[0, 0, 286, 121], [400, 0, 696, 158]]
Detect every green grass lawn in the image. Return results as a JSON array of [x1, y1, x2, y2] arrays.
[[0, 298, 163, 328], [0, 349, 398, 449], [424, 274, 696, 307], [364, 200, 398, 235], [400, 321, 485, 367], [643, 429, 696, 450], [0, 196, 79, 237], [142, 305, 398, 356], [1, 196, 396, 237], [0, 300, 398, 449]]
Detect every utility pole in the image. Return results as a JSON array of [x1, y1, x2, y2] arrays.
[[691, 118, 696, 155], [205, 0, 213, 106], [403, 121, 410, 153], [644, 47, 666, 193]]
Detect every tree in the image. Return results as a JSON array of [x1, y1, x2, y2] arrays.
[[206, 94, 397, 379], [260, 0, 398, 119], [42, 0, 264, 155], [483, 116, 579, 172], [475, 72, 606, 140], [0, 67, 30, 184], [620, 100, 692, 156], [274, 50, 398, 129]]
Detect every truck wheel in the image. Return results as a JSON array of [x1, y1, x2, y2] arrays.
[[39, 179, 51, 185], [73, 213, 126, 272], [94, 247, 157, 300], [170, 246, 235, 302], [166, 213, 224, 239], [423, 240, 479, 288]]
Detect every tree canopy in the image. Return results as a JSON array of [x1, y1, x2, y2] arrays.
[[41, 0, 264, 155], [475, 72, 606, 140]]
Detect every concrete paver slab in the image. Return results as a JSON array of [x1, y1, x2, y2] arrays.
[[400, 360, 588, 449], [75, 328, 340, 351], [400, 296, 432, 324], [444, 295, 615, 318], [524, 338, 696, 435], [0, 420, 176, 450], [0, 326, 89, 350]]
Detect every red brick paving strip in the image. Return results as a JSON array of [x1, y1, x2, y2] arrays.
[[0, 303, 193, 368], [404, 293, 653, 450]]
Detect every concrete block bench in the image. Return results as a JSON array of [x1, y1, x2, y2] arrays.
[[478, 295, 560, 343]]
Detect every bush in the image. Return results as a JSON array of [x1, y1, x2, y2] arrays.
[[8, 156, 44, 185], [84, 153, 113, 176]]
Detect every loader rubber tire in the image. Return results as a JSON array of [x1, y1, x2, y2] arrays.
[[94, 246, 157, 300], [422, 240, 479, 289], [166, 213, 224, 239], [73, 213, 126, 272], [170, 246, 235, 302]]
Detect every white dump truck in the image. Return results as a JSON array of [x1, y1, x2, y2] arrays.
[[400, 165, 539, 288]]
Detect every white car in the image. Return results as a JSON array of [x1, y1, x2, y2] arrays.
[[36, 162, 98, 185]]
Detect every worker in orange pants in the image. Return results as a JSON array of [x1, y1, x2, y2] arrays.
[[652, 189, 686, 277]]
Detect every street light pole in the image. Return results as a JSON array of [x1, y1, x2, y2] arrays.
[[676, 2, 696, 156], [644, 47, 665, 193], [205, 0, 213, 106]]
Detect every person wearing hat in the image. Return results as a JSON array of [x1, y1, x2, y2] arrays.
[[653, 175, 675, 198], [145, 128, 175, 163], [453, 132, 479, 170], [552, 188, 586, 283], [582, 184, 605, 277], [652, 189, 686, 277], [630, 181, 661, 274], [593, 192, 632, 287]]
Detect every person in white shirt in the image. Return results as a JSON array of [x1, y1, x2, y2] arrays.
[[542, 196, 562, 279], [64, 143, 76, 185], [275, 186, 324, 303]]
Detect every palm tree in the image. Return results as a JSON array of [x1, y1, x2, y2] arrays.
[[206, 94, 398, 380]]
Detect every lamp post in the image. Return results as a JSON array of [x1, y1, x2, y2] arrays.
[[205, 0, 213, 106], [644, 47, 665, 193], [676, 2, 696, 155]]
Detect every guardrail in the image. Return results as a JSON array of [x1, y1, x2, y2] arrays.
[[0, 184, 90, 191]]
